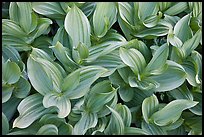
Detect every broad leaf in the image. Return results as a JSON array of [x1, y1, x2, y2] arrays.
[[43, 93, 71, 118], [2, 86, 14, 103], [2, 112, 9, 135], [150, 99, 198, 126], [73, 112, 98, 135], [36, 124, 58, 135], [13, 93, 55, 128], [142, 94, 159, 124]]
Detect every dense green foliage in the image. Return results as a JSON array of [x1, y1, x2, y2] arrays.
[[2, 2, 202, 135]]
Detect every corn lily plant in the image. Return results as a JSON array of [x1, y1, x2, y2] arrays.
[[2, 2, 202, 135]]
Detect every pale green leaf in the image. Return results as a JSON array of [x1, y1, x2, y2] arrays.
[[64, 5, 91, 49], [2, 86, 14, 103], [73, 112, 98, 135], [93, 2, 117, 38], [164, 2, 188, 16], [13, 93, 55, 128], [2, 112, 9, 135], [36, 124, 58, 135], [142, 94, 159, 124], [124, 127, 149, 135], [2, 60, 21, 84], [43, 93, 71, 118], [150, 99, 198, 126]]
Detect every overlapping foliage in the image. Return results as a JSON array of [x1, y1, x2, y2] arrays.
[[2, 2, 202, 135]]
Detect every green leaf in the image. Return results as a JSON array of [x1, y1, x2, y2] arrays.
[[2, 86, 14, 103], [119, 86, 134, 102], [64, 66, 108, 99], [73, 112, 98, 135], [93, 2, 117, 37], [76, 42, 89, 59], [150, 99, 198, 126], [2, 97, 21, 121], [62, 70, 80, 92], [85, 80, 117, 113], [145, 43, 169, 75], [115, 104, 132, 127], [119, 47, 146, 75], [52, 27, 70, 48], [32, 2, 65, 19], [9, 2, 20, 22], [174, 14, 192, 43], [2, 60, 21, 84], [13, 76, 31, 99], [142, 121, 167, 135], [168, 84, 193, 100], [43, 93, 71, 118], [124, 127, 149, 135], [36, 124, 58, 135], [27, 54, 63, 94], [142, 94, 159, 124], [2, 19, 27, 37], [64, 5, 91, 49], [138, 2, 159, 21], [162, 118, 184, 131], [150, 60, 186, 92], [105, 106, 125, 135], [16, 2, 35, 34], [50, 41, 78, 72], [189, 92, 202, 115], [164, 2, 188, 16], [13, 93, 55, 128], [181, 29, 202, 58], [2, 45, 21, 62], [2, 112, 9, 135], [135, 25, 169, 39]]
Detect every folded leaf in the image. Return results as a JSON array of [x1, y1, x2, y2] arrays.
[[174, 14, 192, 43], [145, 43, 169, 75], [150, 99, 198, 126], [36, 124, 58, 135], [73, 112, 98, 135], [150, 60, 186, 92], [64, 5, 91, 49], [13, 76, 31, 98], [43, 93, 71, 118], [2, 86, 14, 103], [2, 60, 21, 84], [32, 2, 65, 19], [142, 94, 159, 124], [119, 47, 146, 75], [105, 106, 125, 135], [93, 2, 117, 37], [164, 2, 188, 16], [2, 112, 9, 135], [13, 93, 55, 128]]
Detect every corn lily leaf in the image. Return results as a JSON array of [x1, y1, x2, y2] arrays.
[[13, 93, 55, 128], [124, 127, 149, 135], [150, 99, 198, 126], [9, 2, 20, 22], [2, 45, 21, 62], [16, 2, 37, 34], [104, 106, 125, 135], [93, 2, 117, 38], [27, 55, 63, 95], [119, 47, 146, 75], [73, 112, 98, 135], [181, 29, 202, 58], [158, 2, 172, 11], [64, 5, 91, 49], [174, 14, 192, 43], [2, 60, 21, 85], [189, 92, 202, 115], [80, 2, 96, 17], [13, 76, 31, 99], [164, 2, 188, 16], [89, 117, 107, 135], [150, 60, 186, 92], [85, 80, 117, 113], [2, 86, 14, 103], [32, 2, 65, 19], [2, 112, 9, 135], [43, 93, 71, 118], [64, 66, 108, 99], [115, 104, 132, 127], [145, 43, 169, 75], [141, 121, 167, 135], [36, 124, 58, 135], [142, 94, 159, 124]]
